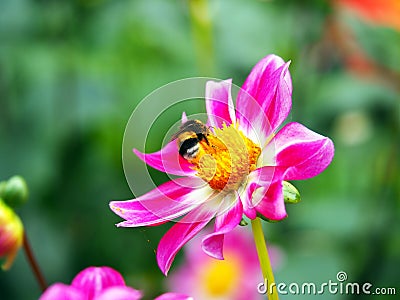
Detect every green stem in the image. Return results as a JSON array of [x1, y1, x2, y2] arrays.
[[23, 231, 47, 292], [251, 217, 279, 300], [188, 0, 215, 76]]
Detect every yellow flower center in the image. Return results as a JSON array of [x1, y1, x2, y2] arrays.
[[200, 251, 241, 296], [188, 124, 261, 192]]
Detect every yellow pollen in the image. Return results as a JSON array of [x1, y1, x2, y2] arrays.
[[188, 124, 261, 191]]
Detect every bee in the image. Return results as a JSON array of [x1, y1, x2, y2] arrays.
[[171, 119, 211, 160]]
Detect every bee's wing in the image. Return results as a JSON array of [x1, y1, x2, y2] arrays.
[[170, 130, 181, 141], [171, 120, 207, 141]]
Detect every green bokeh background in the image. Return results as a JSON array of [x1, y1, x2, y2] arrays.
[[0, 0, 399, 299]]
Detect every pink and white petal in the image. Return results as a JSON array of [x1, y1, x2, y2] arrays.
[[247, 166, 277, 188], [240, 166, 281, 215], [39, 283, 85, 300], [240, 55, 292, 101], [157, 194, 223, 275], [254, 182, 287, 221], [181, 111, 188, 124], [110, 178, 212, 227], [271, 122, 335, 180], [71, 266, 126, 300], [201, 195, 243, 260], [263, 64, 292, 134], [97, 286, 143, 300], [237, 55, 292, 136], [133, 141, 196, 177], [238, 187, 257, 220], [235, 91, 273, 147], [205, 79, 235, 129], [155, 293, 194, 300], [257, 136, 277, 167]]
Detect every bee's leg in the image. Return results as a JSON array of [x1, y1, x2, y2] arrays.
[[203, 134, 210, 145]]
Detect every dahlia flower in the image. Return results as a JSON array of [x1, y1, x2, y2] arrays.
[[39, 266, 191, 300], [110, 54, 334, 275], [167, 227, 282, 300]]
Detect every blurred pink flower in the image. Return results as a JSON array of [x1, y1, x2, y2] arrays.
[[110, 54, 334, 275], [0, 199, 24, 270], [167, 227, 282, 300], [39, 266, 191, 300]]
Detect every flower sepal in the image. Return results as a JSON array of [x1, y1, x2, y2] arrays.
[[239, 218, 248, 226], [283, 181, 301, 204], [256, 212, 287, 223]]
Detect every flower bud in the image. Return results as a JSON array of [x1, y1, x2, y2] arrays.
[[283, 181, 301, 204], [0, 176, 29, 208], [0, 199, 24, 270], [71, 266, 128, 299]]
